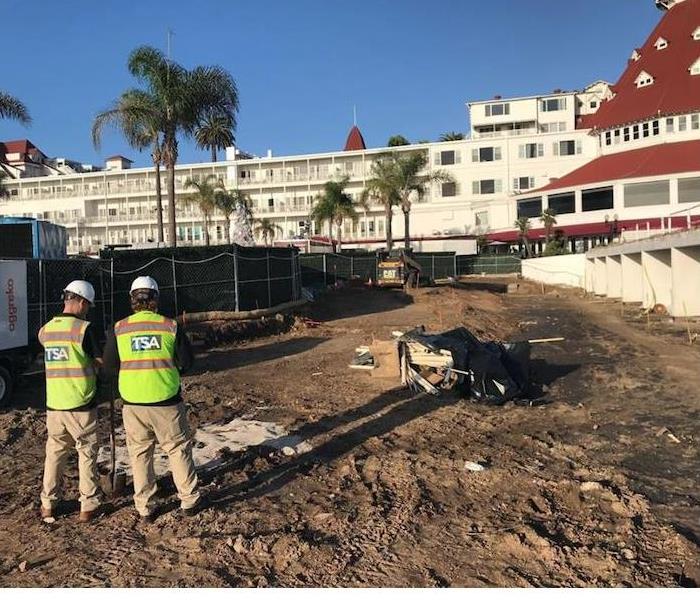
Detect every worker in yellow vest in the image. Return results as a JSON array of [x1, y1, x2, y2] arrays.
[[102, 276, 204, 522], [38, 280, 103, 523]]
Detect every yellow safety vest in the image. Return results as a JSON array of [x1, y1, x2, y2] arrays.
[[114, 311, 180, 404], [38, 316, 97, 410]]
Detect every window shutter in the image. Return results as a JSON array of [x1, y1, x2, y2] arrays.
[[529, 177, 535, 189], [513, 178, 518, 190], [553, 143, 559, 156], [455, 150, 461, 164], [434, 153, 441, 165], [518, 145, 525, 159], [538, 144, 544, 157], [472, 181, 480, 195], [495, 147, 502, 160], [576, 140, 582, 154], [472, 149, 479, 162], [495, 180, 503, 193]]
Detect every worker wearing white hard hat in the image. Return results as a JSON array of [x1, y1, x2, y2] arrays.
[[38, 279, 103, 523], [103, 276, 204, 522]]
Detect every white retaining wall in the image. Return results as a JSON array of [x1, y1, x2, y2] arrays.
[[521, 254, 587, 288]]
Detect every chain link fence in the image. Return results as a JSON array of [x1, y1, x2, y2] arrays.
[[26, 244, 300, 343], [299, 252, 521, 286]]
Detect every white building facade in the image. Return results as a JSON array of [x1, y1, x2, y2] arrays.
[[1, 0, 699, 255]]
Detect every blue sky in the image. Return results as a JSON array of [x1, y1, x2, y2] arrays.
[[2, 0, 661, 166]]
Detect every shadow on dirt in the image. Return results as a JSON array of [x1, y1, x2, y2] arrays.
[[189, 337, 329, 375], [302, 287, 414, 322], [207, 389, 456, 508]]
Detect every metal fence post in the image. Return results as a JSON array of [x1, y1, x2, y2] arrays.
[[323, 253, 327, 286], [350, 256, 354, 279], [453, 254, 457, 279], [431, 255, 435, 280], [266, 249, 272, 308], [171, 255, 179, 316], [233, 246, 240, 311]]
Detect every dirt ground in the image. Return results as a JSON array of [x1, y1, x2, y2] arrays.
[[1, 283, 699, 587]]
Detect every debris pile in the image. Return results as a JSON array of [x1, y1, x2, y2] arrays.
[[351, 326, 538, 406]]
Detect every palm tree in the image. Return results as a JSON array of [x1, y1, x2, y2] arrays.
[[254, 217, 282, 246], [214, 187, 250, 244], [540, 208, 557, 241], [183, 174, 218, 246], [394, 151, 453, 250], [195, 112, 235, 162], [0, 91, 31, 124], [387, 135, 410, 147], [124, 46, 239, 246], [439, 131, 464, 142], [310, 176, 361, 252], [514, 216, 532, 258], [361, 156, 401, 251], [92, 89, 166, 242]]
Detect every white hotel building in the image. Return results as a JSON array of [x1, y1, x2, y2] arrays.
[[2, 0, 700, 255]]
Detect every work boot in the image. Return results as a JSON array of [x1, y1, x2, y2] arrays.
[[182, 496, 209, 518], [40, 507, 53, 520], [79, 510, 96, 523], [140, 512, 157, 524]]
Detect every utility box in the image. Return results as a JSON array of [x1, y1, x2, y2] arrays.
[[0, 217, 68, 259]]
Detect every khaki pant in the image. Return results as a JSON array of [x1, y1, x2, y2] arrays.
[[41, 408, 101, 512], [122, 403, 200, 516]]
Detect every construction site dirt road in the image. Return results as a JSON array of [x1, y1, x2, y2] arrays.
[[1, 284, 699, 587]]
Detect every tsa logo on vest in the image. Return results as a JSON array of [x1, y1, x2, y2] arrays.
[[45, 347, 70, 362], [131, 335, 162, 352]]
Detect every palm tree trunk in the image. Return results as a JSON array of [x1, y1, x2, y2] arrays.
[[152, 147, 164, 244], [203, 213, 210, 246], [385, 204, 394, 251], [225, 214, 232, 244], [336, 220, 342, 253], [164, 132, 178, 247], [403, 207, 411, 250], [212, 147, 217, 162]]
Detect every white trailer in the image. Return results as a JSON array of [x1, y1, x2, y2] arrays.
[[0, 260, 33, 405]]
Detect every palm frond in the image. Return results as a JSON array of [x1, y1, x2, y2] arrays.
[[0, 91, 31, 125]]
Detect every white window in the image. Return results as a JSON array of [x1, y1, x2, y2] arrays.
[[485, 102, 510, 117], [513, 177, 535, 191], [630, 49, 641, 61], [605, 131, 612, 146], [472, 179, 502, 195], [693, 114, 700, 130], [635, 71, 654, 88], [690, 57, 700, 75], [471, 147, 501, 162], [590, 101, 598, 109], [614, 129, 621, 144], [518, 143, 544, 159], [680, 116, 688, 131], [540, 122, 567, 133], [553, 140, 582, 156], [441, 182, 457, 197], [475, 211, 489, 228], [666, 117, 675, 133], [694, 27, 700, 41], [541, 98, 567, 112], [435, 150, 460, 165], [654, 37, 668, 50]]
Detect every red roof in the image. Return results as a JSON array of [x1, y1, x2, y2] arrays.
[[343, 125, 366, 151], [0, 139, 39, 155], [534, 140, 700, 193], [585, 0, 700, 130], [488, 216, 700, 243]]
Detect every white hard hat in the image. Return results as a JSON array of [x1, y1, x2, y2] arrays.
[[64, 280, 96, 306], [130, 276, 159, 294]]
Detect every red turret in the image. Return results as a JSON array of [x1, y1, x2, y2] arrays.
[[343, 125, 366, 151]]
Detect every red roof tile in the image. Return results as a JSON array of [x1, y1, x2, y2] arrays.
[[534, 140, 700, 193], [0, 139, 39, 155], [343, 125, 366, 151], [586, 0, 700, 130]]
